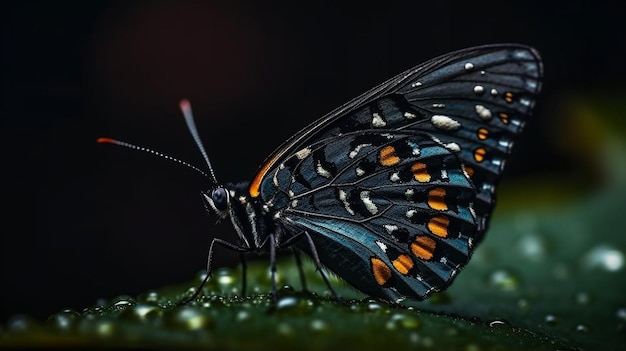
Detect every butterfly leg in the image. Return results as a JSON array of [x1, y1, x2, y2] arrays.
[[239, 251, 247, 297], [278, 231, 345, 304], [291, 248, 308, 292], [268, 231, 279, 302], [178, 237, 249, 305], [301, 231, 345, 304]]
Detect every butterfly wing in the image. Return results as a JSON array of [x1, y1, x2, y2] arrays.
[[270, 128, 477, 301], [251, 44, 542, 300]]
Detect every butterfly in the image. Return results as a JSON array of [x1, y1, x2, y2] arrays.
[[99, 43, 543, 303]]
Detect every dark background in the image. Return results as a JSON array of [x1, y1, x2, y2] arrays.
[[1, 1, 624, 322]]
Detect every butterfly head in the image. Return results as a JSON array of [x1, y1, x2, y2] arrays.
[[203, 186, 230, 219]]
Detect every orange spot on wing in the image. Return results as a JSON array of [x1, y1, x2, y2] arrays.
[[428, 187, 448, 211], [411, 162, 431, 182], [392, 254, 414, 275], [371, 257, 392, 285], [504, 92, 514, 103], [411, 236, 436, 260], [499, 112, 510, 124], [477, 128, 489, 140], [463, 165, 474, 178], [473, 148, 486, 163], [428, 215, 450, 237], [379, 146, 400, 166]]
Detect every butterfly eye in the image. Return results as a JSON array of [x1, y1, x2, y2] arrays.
[[211, 187, 228, 211]]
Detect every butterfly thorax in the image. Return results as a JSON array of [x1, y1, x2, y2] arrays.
[[204, 181, 281, 251]]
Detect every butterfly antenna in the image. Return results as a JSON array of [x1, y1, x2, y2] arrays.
[[97, 137, 210, 179], [179, 99, 219, 185]]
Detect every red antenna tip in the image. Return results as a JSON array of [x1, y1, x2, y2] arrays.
[[179, 99, 191, 112], [97, 137, 117, 144]]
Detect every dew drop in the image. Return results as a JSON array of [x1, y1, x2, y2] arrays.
[[575, 292, 592, 305], [119, 303, 163, 322], [165, 306, 214, 330], [576, 324, 590, 333], [516, 234, 547, 261], [216, 268, 236, 286], [276, 296, 298, 310], [279, 285, 296, 294], [583, 245, 624, 272], [7, 314, 37, 332], [236, 310, 250, 322], [277, 322, 294, 336], [138, 291, 159, 303], [46, 309, 80, 331], [408, 332, 421, 344], [545, 314, 559, 325], [94, 320, 116, 337], [386, 313, 420, 330], [488, 269, 520, 291], [616, 307, 626, 321], [366, 300, 384, 312], [274, 293, 315, 314], [310, 319, 331, 333], [109, 295, 135, 311]]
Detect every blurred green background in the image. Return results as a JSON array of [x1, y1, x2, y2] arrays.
[[1, 1, 625, 350]]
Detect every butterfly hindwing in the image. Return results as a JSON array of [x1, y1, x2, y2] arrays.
[[264, 130, 476, 301]]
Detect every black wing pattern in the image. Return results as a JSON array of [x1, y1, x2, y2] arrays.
[[252, 44, 542, 301]]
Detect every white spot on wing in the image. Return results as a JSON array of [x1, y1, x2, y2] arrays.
[[441, 169, 448, 180], [431, 115, 461, 130], [349, 143, 371, 158], [383, 224, 399, 234], [491, 88, 498, 96], [356, 167, 365, 176], [475, 105, 493, 120], [445, 142, 461, 152], [405, 188, 414, 200], [338, 189, 355, 215], [432, 103, 445, 108], [406, 209, 417, 218], [407, 141, 420, 156], [403, 111, 417, 119], [360, 191, 378, 214], [464, 62, 474, 71], [316, 160, 332, 178], [372, 113, 386, 127], [390, 172, 400, 182], [376, 240, 388, 252], [272, 169, 279, 186], [295, 147, 311, 160], [411, 81, 422, 88], [474, 85, 485, 94]]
